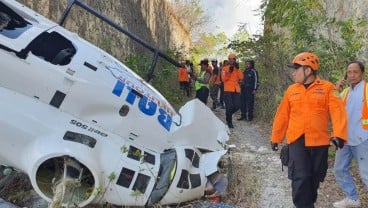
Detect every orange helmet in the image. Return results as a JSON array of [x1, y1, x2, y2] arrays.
[[228, 53, 237, 59], [288, 52, 320, 71]]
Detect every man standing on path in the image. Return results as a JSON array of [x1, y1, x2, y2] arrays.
[[221, 53, 243, 128], [209, 59, 221, 110], [177, 60, 190, 96], [333, 61, 368, 208], [238, 60, 258, 121], [192, 59, 211, 104], [270, 52, 348, 208], [218, 60, 228, 109]]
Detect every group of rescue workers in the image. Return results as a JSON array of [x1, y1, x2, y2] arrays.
[[179, 51, 368, 208], [177, 53, 259, 129]]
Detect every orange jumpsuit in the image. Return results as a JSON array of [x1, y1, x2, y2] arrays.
[[178, 67, 189, 82], [271, 78, 347, 146], [221, 65, 243, 92], [221, 65, 243, 127]]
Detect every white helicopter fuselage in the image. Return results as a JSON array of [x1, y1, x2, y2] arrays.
[[0, 0, 229, 206]]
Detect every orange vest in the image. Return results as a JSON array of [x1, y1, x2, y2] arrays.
[[341, 82, 368, 129], [209, 67, 222, 86], [178, 67, 189, 82], [271, 78, 347, 146], [221, 65, 243, 93]]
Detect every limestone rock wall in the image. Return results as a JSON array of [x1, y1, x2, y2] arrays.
[[16, 0, 191, 60], [264, 0, 368, 62]]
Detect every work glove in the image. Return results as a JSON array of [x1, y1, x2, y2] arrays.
[[271, 142, 278, 151], [330, 137, 344, 150]]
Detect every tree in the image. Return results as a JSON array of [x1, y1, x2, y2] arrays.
[[227, 23, 252, 61], [167, 0, 210, 39], [190, 32, 228, 64]]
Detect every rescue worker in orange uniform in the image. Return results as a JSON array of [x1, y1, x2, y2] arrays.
[[270, 52, 348, 208], [221, 53, 243, 128], [177, 61, 190, 96]]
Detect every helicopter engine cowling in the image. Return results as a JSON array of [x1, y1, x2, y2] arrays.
[[23, 138, 102, 207]]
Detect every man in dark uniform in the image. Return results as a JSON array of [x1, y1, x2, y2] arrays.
[[238, 60, 258, 121]]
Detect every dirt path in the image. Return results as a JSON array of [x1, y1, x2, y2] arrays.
[[213, 108, 293, 208]]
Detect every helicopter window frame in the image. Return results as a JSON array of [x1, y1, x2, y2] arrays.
[[192, 152, 200, 168], [132, 173, 151, 194], [127, 146, 142, 161], [143, 152, 155, 165], [127, 146, 155, 165], [176, 169, 190, 189], [18, 31, 76, 65], [184, 148, 200, 168], [184, 149, 194, 161], [148, 149, 176, 205], [116, 167, 135, 188], [189, 173, 201, 188], [0, 2, 33, 39]]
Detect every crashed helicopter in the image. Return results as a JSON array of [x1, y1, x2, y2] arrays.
[[0, 0, 231, 206]]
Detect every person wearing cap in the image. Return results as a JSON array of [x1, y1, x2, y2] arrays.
[[192, 59, 211, 104], [270, 52, 348, 208], [221, 53, 243, 128], [209, 59, 221, 110]]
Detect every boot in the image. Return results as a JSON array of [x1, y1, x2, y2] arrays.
[[212, 102, 217, 110], [237, 116, 246, 121]]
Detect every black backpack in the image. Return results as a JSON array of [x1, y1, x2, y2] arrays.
[[280, 145, 289, 171]]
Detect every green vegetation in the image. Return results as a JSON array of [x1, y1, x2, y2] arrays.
[[226, 0, 368, 123], [123, 52, 188, 110], [190, 32, 228, 63]]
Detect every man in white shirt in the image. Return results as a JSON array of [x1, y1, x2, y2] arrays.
[[333, 61, 368, 208]]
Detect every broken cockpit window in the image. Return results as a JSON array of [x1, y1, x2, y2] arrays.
[[0, 2, 32, 38], [148, 149, 177, 205], [17, 31, 76, 65]]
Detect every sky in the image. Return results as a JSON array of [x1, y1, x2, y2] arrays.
[[201, 0, 264, 38]]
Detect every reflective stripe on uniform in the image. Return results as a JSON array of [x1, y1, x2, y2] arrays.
[[341, 83, 368, 129]]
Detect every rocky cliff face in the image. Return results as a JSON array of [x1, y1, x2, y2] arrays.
[[322, 0, 368, 61], [17, 0, 191, 61], [264, 0, 368, 62]]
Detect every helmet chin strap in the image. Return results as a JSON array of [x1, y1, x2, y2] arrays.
[[302, 67, 314, 84]]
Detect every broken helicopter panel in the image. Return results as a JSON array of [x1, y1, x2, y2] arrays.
[[0, 0, 230, 206]]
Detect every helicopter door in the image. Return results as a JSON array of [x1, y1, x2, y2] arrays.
[[147, 149, 176, 205]]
